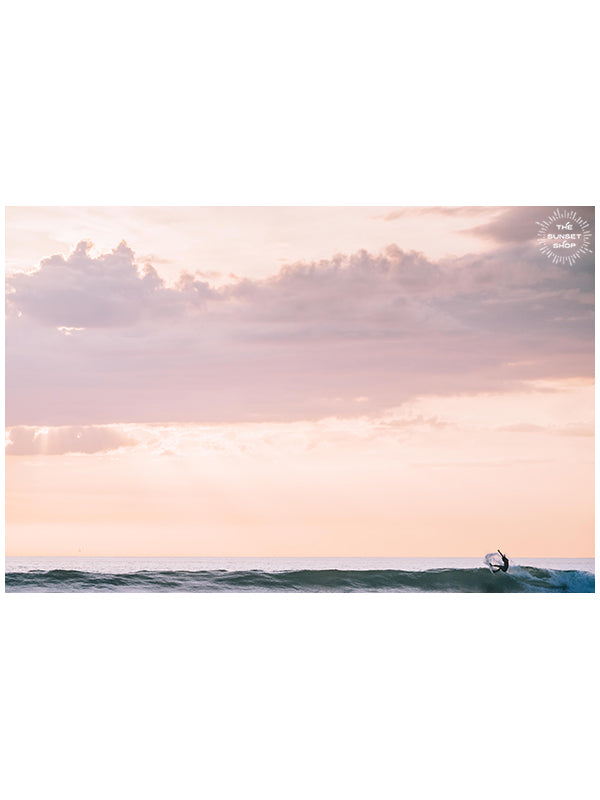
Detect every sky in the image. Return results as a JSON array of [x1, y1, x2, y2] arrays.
[[4, 206, 595, 556]]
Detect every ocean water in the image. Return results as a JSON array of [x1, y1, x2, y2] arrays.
[[4, 556, 595, 593]]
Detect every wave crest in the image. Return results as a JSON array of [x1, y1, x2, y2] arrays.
[[5, 566, 595, 593]]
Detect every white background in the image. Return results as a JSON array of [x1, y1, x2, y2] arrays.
[[2, 2, 597, 798]]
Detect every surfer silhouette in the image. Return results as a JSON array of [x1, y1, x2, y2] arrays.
[[492, 549, 509, 573]]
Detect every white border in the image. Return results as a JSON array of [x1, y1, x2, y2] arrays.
[[2, 2, 597, 798]]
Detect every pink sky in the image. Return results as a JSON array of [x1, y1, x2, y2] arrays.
[[5, 206, 595, 556]]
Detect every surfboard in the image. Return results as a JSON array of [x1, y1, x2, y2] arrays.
[[485, 552, 505, 572]]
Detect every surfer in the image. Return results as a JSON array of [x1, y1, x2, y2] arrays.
[[492, 549, 509, 573]]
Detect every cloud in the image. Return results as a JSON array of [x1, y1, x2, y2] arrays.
[[5, 240, 216, 328], [498, 422, 594, 437], [380, 206, 505, 222], [375, 415, 450, 431], [5, 238, 594, 426], [463, 206, 595, 244], [6, 425, 138, 455]]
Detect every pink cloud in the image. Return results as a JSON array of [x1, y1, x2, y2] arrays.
[[380, 206, 506, 221], [6, 425, 138, 455], [463, 206, 595, 244], [5, 238, 594, 426]]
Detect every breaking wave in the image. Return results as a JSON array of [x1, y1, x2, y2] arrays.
[[5, 565, 595, 593]]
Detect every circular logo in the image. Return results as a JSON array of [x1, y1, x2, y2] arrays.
[[536, 208, 593, 266]]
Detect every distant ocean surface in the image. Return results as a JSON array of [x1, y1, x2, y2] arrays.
[[4, 557, 595, 593]]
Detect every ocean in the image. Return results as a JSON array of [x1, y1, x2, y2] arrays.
[[4, 556, 595, 592]]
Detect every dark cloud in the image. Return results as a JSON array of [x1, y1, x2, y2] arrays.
[[5, 237, 594, 426], [463, 206, 595, 244]]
